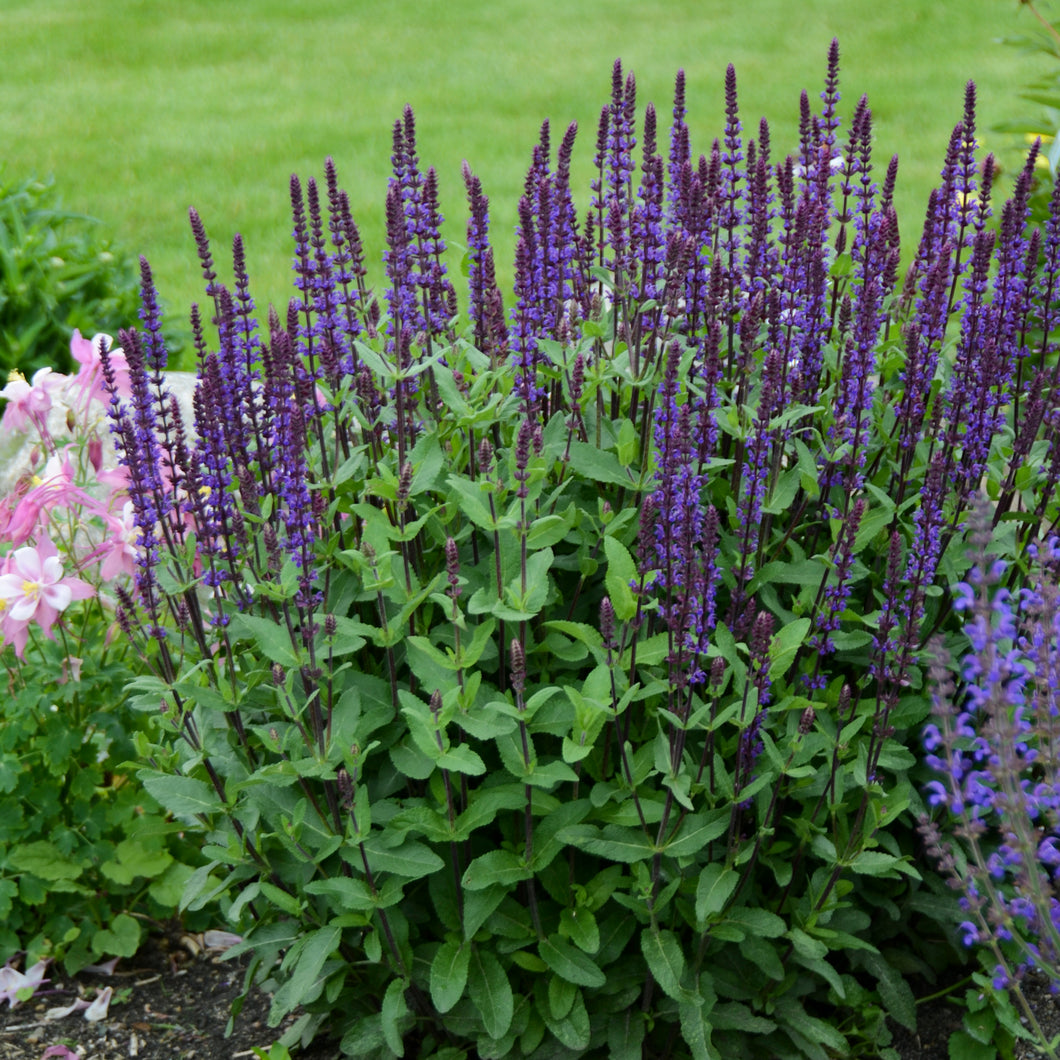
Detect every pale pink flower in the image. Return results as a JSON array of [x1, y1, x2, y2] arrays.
[[69, 329, 131, 410], [0, 367, 63, 434], [0, 538, 94, 656], [0, 452, 98, 545], [96, 501, 141, 582]]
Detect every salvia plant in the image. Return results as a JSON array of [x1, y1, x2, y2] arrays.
[[78, 41, 1060, 1058], [921, 501, 1060, 1060]]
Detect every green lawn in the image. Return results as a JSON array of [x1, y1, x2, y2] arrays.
[[0, 0, 1040, 351]]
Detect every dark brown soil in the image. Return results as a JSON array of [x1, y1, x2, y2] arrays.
[[2, 933, 1058, 1060], [0, 929, 342, 1060]]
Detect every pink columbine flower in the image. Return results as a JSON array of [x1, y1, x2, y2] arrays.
[[0, 451, 97, 546], [96, 501, 141, 582], [0, 538, 94, 657], [0, 367, 63, 435], [69, 329, 131, 411]]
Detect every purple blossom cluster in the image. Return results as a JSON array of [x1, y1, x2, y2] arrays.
[[921, 511, 1060, 1007], [98, 47, 1060, 913]]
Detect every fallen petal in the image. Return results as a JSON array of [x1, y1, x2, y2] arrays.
[[202, 930, 242, 951], [83, 985, 112, 1022], [45, 997, 90, 1020], [40, 1047, 80, 1059]]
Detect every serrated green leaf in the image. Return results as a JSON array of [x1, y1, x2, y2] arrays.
[[435, 743, 487, 776], [695, 864, 739, 926], [859, 950, 916, 1031], [603, 536, 638, 621], [562, 824, 654, 863], [725, 907, 786, 938], [430, 939, 470, 1013], [710, 1001, 776, 1033], [768, 617, 811, 680], [948, 1030, 996, 1060], [539, 935, 606, 987], [229, 612, 301, 668], [462, 849, 532, 890], [138, 773, 222, 819], [641, 928, 690, 1002], [364, 839, 445, 879], [775, 998, 847, 1055], [468, 948, 513, 1040], [268, 925, 339, 1025], [663, 810, 729, 858], [303, 877, 379, 911], [381, 979, 408, 1056], [607, 1010, 645, 1060], [680, 997, 720, 1060]]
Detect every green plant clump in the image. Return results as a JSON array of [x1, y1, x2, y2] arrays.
[[0, 172, 144, 377], [32, 43, 1060, 1059], [0, 356, 216, 972]]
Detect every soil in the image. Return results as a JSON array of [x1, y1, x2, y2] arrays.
[[1, 932, 1058, 1060], [0, 928, 343, 1060]]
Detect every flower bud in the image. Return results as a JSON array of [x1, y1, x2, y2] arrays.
[[510, 638, 526, 696]]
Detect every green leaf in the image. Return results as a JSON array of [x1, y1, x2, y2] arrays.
[[381, 979, 408, 1056], [725, 907, 786, 938], [769, 617, 811, 680], [527, 509, 575, 549], [9, 840, 84, 881], [303, 877, 379, 911], [463, 885, 509, 941], [641, 928, 691, 1002], [539, 934, 606, 987], [436, 744, 487, 776], [695, 864, 739, 926], [138, 773, 222, 819], [430, 939, 470, 1013], [561, 824, 654, 863], [948, 1031, 996, 1060], [462, 849, 532, 891], [774, 998, 848, 1055], [847, 850, 907, 877], [229, 612, 301, 668], [680, 996, 720, 1060], [558, 907, 600, 954], [364, 839, 445, 879], [548, 974, 577, 1020], [92, 912, 141, 958], [607, 1010, 646, 1060], [603, 536, 638, 621], [268, 925, 340, 1025], [567, 441, 636, 486], [455, 785, 526, 838], [663, 810, 729, 858], [859, 950, 916, 1032], [100, 839, 174, 885], [710, 1002, 776, 1033], [543, 987, 591, 1051], [468, 947, 513, 1040]]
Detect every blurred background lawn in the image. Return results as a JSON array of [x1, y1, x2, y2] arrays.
[[0, 0, 1039, 348]]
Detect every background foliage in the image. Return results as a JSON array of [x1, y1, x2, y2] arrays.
[[0, 0, 1032, 345]]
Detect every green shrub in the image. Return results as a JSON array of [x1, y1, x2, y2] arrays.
[[0, 173, 142, 377]]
